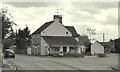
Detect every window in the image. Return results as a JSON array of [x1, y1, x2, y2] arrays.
[[32, 37, 34, 44], [37, 37, 39, 43], [66, 32, 68, 34], [69, 46, 78, 53], [51, 46, 60, 52]]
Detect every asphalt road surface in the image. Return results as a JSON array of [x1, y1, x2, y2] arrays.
[[6, 54, 118, 70]]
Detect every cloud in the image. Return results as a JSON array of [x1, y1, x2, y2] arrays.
[[93, 8, 118, 25], [75, 23, 118, 42], [66, 3, 118, 26], [3, 2, 118, 41], [5, 2, 62, 8], [91, 2, 118, 9], [0, 3, 2, 8], [5, 2, 65, 33], [72, 2, 118, 10]]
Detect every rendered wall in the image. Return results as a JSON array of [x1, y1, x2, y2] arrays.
[[91, 41, 104, 55], [40, 37, 49, 55], [41, 19, 72, 36]]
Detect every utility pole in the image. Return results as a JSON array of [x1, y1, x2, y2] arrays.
[[103, 33, 105, 42], [56, 9, 59, 14]]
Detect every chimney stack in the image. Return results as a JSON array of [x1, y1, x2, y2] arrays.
[[59, 15, 62, 24], [53, 15, 62, 24]]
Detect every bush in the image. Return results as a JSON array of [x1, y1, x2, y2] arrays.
[[85, 52, 92, 56], [64, 53, 85, 57], [97, 53, 107, 57], [14, 48, 19, 53], [52, 53, 58, 57]]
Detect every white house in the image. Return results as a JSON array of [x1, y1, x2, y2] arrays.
[[91, 41, 104, 55], [91, 40, 115, 55], [30, 14, 85, 56]]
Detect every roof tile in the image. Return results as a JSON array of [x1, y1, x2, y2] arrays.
[[65, 26, 79, 37], [32, 21, 53, 35], [32, 21, 79, 37], [42, 36, 79, 46]]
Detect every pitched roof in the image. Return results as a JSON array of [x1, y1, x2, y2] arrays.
[[32, 21, 79, 37], [42, 36, 79, 46], [32, 21, 53, 35], [65, 26, 80, 37]]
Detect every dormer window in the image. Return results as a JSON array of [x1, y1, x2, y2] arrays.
[[66, 32, 68, 34]]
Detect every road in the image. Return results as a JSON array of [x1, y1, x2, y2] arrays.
[[6, 54, 118, 70]]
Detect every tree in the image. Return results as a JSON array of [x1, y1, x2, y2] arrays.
[[0, 7, 16, 52], [114, 38, 120, 53], [3, 32, 16, 48], [79, 35, 91, 53], [16, 26, 31, 54], [0, 7, 16, 39], [87, 28, 96, 43], [79, 35, 91, 47], [110, 39, 114, 42]]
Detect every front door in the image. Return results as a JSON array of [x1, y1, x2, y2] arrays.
[[63, 46, 67, 53]]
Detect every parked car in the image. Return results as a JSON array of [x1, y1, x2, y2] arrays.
[[4, 49, 15, 58]]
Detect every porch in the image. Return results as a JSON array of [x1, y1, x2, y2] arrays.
[[49, 45, 83, 54]]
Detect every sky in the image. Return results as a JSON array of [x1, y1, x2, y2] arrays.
[[0, 2, 118, 42]]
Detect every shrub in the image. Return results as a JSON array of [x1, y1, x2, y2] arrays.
[[85, 52, 92, 56], [97, 53, 107, 57], [52, 53, 58, 57], [64, 53, 85, 57]]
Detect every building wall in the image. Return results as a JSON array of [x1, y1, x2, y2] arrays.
[[41, 20, 72, 36], [40, 37, 49, 55], [31, 34, 40, 44], [31, 34, 41, 55], [91, 41, 104, 55]]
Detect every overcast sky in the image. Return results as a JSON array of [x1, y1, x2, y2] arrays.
[[0, 2, 118, 42]]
